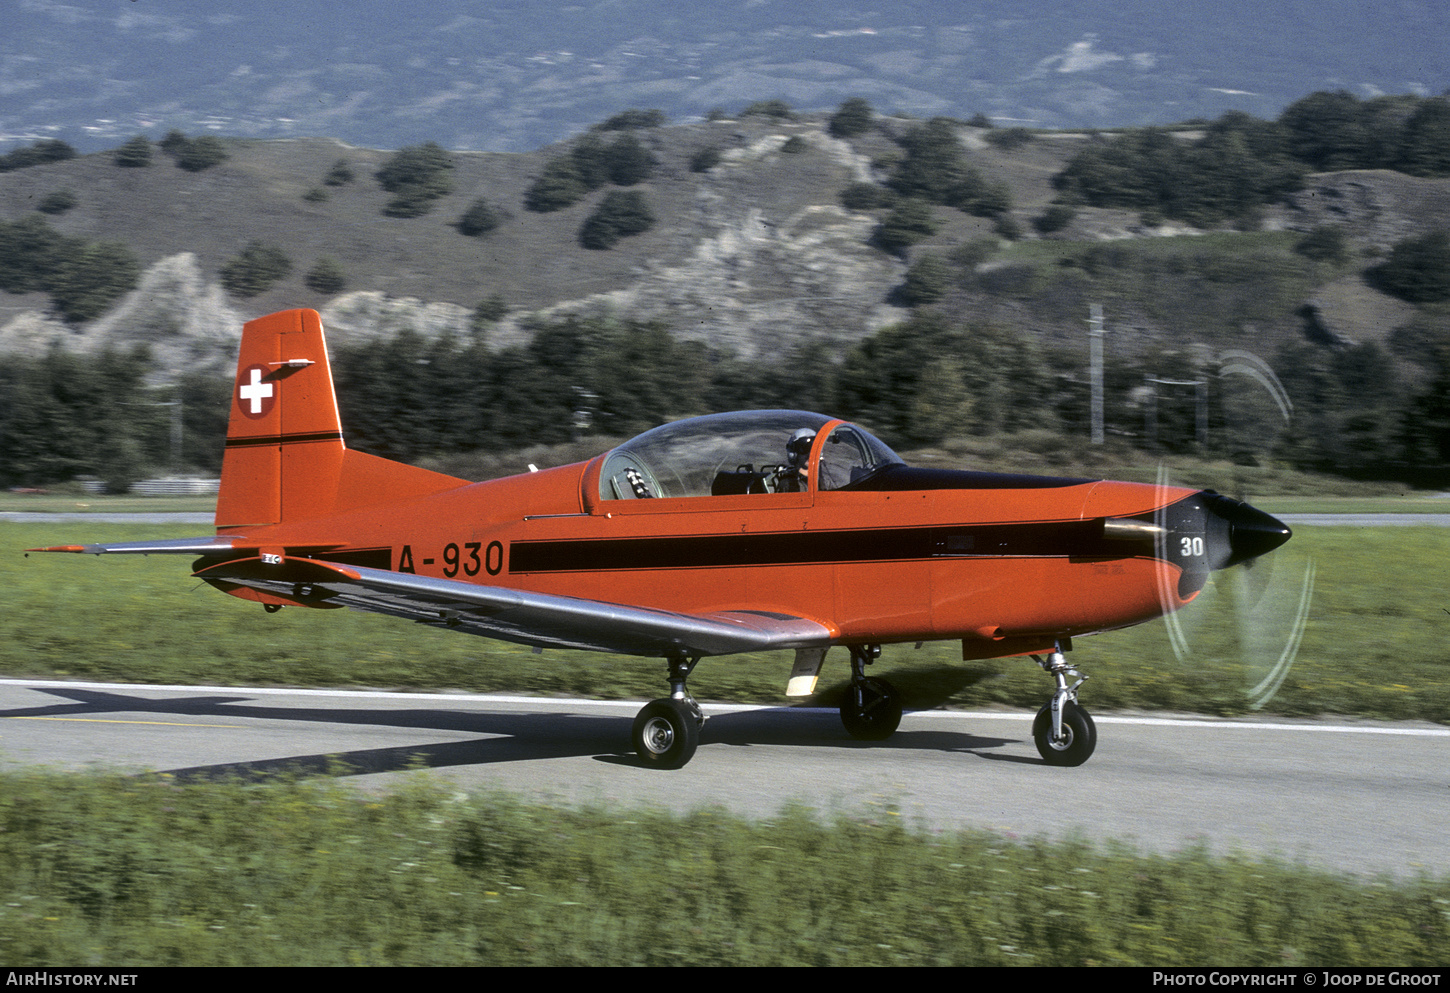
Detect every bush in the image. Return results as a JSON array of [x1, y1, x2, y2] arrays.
[[45, 242, 141, 323], [985, 127, 1034, 151], [324, 159, 354, 186], [604, 133, 654, 185], [595, 109, 666, 131], [742, 99, 793, 119], [174, 135, 228, 172], [37, 191, 77, 215], [376, 142, 453, 217], [457, 199, 503, 237], [875, 199, 938, 254], [690, 147, 722, 173], [526, 158, 589, 212], [900, 254, 953, 305], [1295, 225, 1350, 264], [840, 182, 894, 211], [781, 136, 809, 154], [829, 98, 874, 138], [0, 139, 76, 172], [579, 191, 655, 249], [1367, 230, 1450, 303], [113, 136, 152, 168], [304, 257, 346, 294], [1033, 204, 1077, 235], [220, 242, 292, 297]]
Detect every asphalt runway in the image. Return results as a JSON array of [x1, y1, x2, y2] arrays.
[[2, 678, 1445, 879]]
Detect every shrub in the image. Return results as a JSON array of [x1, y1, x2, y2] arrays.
[[113, 136, 152, 168], [742, 99, 793, 119], [376, 143, 453, 217], [900, 254, 953, 305], [324, 159, 354, 186], [690, 147, 722, 173], [45, 241, 141, 323], [304, 257, 346, 294], [781, 136, 809, 154], [220, 242, 292, 297], [1033, 205, 1077, 235], [37, 191, 77, 215], [457, 199, 503, 237], [526, 158, 588, 212], [840, 182, 894, 211], [829, 98, 874, 138], [875, 199, 938, 254], [579, 191, 655, 249], [0, 139, 76, 172], [174, 135, 228, 172], [1295, 225, 1349, 264], [1368, 230, 1450, 303], [595, 109, 666, 131]]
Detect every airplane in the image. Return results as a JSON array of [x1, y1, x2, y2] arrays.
[[31, 308, 1292, 769]]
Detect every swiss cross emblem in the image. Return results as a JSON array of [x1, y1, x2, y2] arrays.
[[238, 365, 276, 418]]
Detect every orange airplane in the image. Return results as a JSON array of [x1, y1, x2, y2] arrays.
[[33, 309, 1292, 769]]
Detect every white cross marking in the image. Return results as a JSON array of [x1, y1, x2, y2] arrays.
[[239, 367, 274, 414]]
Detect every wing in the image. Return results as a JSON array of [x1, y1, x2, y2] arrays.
[[190, 554, 833, 658]]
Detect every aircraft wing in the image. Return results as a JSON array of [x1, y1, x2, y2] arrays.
[[192, 555, 834, 658]]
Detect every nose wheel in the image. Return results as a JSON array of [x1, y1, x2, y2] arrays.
[[1031, 647, 1097, 767]]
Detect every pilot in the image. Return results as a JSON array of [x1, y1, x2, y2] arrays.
[[782, 428, 815, 492]]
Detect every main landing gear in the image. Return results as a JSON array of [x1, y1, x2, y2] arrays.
[[839, 644, 902, 741], [632, 655, 705, 769], [1031, 646, 1096, 767]]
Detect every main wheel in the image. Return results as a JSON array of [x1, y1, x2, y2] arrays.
[[632, 698, 700, 769], [840, 677, 903, 741], [1033, 701, 1097, 767]]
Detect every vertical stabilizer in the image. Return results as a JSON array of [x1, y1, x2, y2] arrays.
[[216, 309, 466, 530]]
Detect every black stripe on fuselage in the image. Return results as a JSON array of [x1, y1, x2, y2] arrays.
[[510, 520, 1129, 573]]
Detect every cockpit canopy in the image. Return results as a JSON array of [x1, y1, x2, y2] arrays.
[[598, 410, 902, 500]]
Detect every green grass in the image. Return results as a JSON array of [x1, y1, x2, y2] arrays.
[[6, 522, 1448, 724], [1, 771, 1444, 966]]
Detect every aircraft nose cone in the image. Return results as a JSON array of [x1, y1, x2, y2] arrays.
[[1203, 493, 1291, 569]]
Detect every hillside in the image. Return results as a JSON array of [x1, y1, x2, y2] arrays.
[[1, 113, 1448, 384]]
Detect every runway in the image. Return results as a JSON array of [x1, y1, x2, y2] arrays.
[[2, 678, 1445, 879]]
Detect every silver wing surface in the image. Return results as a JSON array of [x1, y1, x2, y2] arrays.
[[193, 555, 833, 658]]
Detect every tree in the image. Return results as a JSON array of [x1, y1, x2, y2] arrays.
[[174, 135, 228, 172], [891, 118, 970, 204], [579, 191, 655, 249], [44, 242, 141, 323], [1295, 225, 1349, 264], [1367, 231, 1450, 303], [900, 254, 952, 306], [37, 191, 76, 215], [875, 199, 938, 254], [457, 199, 503, 237], [0, 139, 75, 172], [1279, 90, 1373, 171], [595, 109, 666, 131], [690, 147, 722, 173], [829, 98, 874, 138], [220, 242, 292, 297], [113, 136, 152, 168], [324, 159, 355, 186], [605, 133, 654, 185], [742, 100, 793, 119], [526, 157, 589, 212], [304, 257, 346, 294], [1399, 98, 1450, 177], [376, 142, 454, 217]]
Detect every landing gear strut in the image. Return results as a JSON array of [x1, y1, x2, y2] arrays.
[[1031, 645, 1096, 767], [839, 644, 902, 740], [632, 655, 705, 769]]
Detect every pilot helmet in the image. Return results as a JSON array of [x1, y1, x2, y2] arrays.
[[787, 427, 816, 463]]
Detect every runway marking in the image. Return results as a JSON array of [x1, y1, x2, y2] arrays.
[[2, 716, 244, 728], [1, 680, 1444, 737]]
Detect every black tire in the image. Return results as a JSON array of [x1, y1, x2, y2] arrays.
[[632, 698, 700, 769], [840, 677, 903, 741], [1033, 701, 1097, 767]]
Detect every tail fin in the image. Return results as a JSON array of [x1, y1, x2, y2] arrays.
[[216, 309, 467, 529]]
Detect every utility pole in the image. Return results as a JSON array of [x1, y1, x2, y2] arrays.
[[1089, 303, 1105, 445]]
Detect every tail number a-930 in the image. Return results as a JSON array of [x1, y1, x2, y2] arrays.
[[399, 541, 505, 576]]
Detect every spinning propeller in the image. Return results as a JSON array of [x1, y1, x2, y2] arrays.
[[1153, 350, 1316, 710]]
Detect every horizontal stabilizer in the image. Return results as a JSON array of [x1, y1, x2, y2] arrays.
[[28, 537, 246, 556]]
